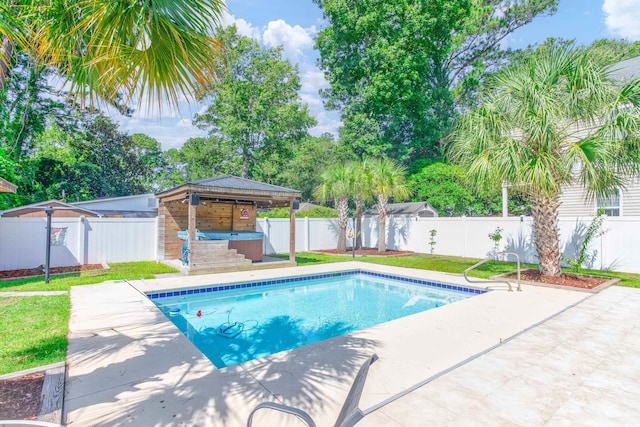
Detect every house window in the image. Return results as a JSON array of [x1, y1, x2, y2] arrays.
[[596, 189, 621, 216]]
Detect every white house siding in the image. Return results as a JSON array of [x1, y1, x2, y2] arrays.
[[621, 177, 640, 216], [559, 176, 640, 217], [559, 181, 593, 217]]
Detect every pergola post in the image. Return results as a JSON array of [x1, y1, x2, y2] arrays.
[[188, 194, 197, 268]]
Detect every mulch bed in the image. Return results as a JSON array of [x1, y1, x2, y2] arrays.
[[506, 268, 609, 290], [0, 264, 103, 280], [0, 373, 44, 420]]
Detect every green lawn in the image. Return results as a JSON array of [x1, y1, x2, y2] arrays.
[[0, 261, 179, 292], [0, 295, 69, 375], [0, 261, 179, 375], [280, 252, 640, 287]]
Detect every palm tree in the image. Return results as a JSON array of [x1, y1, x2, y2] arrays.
[[368, 158, 411, 253], [1, 0, 224, 110], [315, 163, 353, 253], [448, 45, 640, 277], [351, 160, 374, 250]]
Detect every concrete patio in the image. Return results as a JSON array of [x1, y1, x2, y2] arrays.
[[63, 262, 640, 426]]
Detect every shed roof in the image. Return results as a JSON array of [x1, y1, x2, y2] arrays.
[[0, 200, 100, 217], [608, 56, 640, 83], [0, 177, 17, 193], [364, 202, 438, 217]]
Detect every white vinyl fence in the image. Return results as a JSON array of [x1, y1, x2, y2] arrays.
[[2, 215, 639, 274], [0, 217, 157, 270], [258, 215, 640, 274]]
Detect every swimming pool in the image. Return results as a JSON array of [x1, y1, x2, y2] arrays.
[[150, 270, 484, 368]]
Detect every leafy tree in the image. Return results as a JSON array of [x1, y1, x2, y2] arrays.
[[130, 134, 167, 192], [314, 0, 558, 163], [367, 158, 411, 252], [315, 163, 353, 252], [257, 206, 338, 218], [0, 53, 66, 161], [406, 160, 528, 216], [279, 133, 347, 201], [194, 25, 315, 182], [448, 45, 640, 277], [1, 0, 225, 110], [24, 113, 156, 202], [585, 39, 640, 66], [0, 148, 19, 209], [169, 136, 240, 182]]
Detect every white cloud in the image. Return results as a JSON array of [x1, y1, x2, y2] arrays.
[[263, 19, 315, 63], [300, 68, 330, 94], [309, 111, 341, 138], [603, 0, 640, 41], [220, 11, 262, 41]]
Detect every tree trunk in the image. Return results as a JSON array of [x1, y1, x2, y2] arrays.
[[0, 35, 13, 90], [530, 193, 563, 276], [377, 194, 387, 253], [355, 196, 363, 249], [241, 153, 249, 179], [337, 196, 349, 252]]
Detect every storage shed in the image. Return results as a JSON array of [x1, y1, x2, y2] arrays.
[[156, 175, 301, 273], [364, 202, 439, 218]]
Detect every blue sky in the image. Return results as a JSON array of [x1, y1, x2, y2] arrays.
[[113, 0, 640, 150]]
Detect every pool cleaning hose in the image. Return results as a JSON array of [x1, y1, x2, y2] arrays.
[[214, 308, 259, 339]]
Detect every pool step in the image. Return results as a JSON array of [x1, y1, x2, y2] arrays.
[[187, 240, 252, 272]]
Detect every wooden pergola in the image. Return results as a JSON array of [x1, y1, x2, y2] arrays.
[[155, 176, 301, 271]]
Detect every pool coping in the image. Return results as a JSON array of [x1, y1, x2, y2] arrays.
[[64, 261, 591, 426], [144, 268, 487, 300]]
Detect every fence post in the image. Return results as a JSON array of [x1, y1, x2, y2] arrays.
[[262, 217, 269, 254], [304, 216, 310, 251], [78, 216, 86, 265]]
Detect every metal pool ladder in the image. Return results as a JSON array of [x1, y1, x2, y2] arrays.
[[463, 251, 522, 292]]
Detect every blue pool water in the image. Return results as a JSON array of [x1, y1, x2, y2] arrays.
[[151, 272, 481, 368]]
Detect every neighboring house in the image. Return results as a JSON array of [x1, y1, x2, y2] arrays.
[[71, 193, 158, 218], [0, 194, 158, 218], [558, 56, 640, 217], [0, 177, 17, 193], [364, 202, 439, 218], [0, 200, 100, 218]]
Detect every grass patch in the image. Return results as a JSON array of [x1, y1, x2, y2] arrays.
[[0, 261, 179, 292], [282, 252, 640, 287], [0, 295, 69, 375]]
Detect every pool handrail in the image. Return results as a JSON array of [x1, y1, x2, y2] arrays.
[[463, 252, 522, 292]]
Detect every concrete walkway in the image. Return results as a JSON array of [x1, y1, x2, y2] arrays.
[[361, 285, 640, 426], [63, 263, 640, 426]]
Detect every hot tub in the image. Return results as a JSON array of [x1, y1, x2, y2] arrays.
[[177, 231, 264, 261]]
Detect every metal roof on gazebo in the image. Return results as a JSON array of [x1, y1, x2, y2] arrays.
[[156, 175, 301, 207]]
